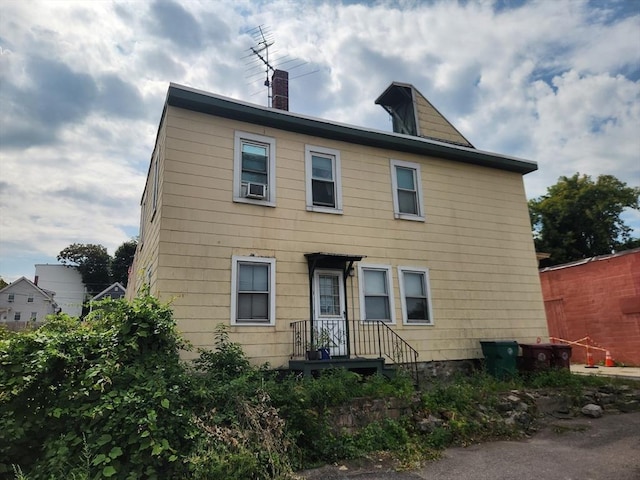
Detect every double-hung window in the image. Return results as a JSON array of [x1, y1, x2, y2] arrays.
[[305, 145, 342, 213], [139, 196, 146, 248], [14, 312, 21, 321], [231, 256, 276, 325], [390, 159, 424, 221], [234, 131, 276, 206], [358, 265, 395, 323], [27, 294, 34, 303], [398, 267, 433, 325], [151, 148, 160, 215]]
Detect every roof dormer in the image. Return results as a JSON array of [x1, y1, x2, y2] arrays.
[[375, 81, 473, 148]]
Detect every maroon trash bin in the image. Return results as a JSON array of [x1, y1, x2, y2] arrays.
[[519, 343, 553, 372], [551, 344, 572, 370]]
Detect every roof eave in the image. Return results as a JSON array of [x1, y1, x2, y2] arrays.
[[166, 84, 538, 175]]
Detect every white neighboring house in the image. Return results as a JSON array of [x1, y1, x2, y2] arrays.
[[0, 277, 59, 324], [34, 264, 86, 318]]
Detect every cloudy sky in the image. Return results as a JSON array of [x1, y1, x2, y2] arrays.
[[1, 0, 639, 283]]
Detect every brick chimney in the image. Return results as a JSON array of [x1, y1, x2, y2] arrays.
[[271, 69, 289, 111]]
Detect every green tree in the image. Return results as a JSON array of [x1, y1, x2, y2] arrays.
[[529, 173, 640, 265], [111, 239, 137, 287], [0, 278, 7, 290], [58, 243, 112, 296]]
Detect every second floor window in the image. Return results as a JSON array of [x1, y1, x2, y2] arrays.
[[305, 145, 342, 213], [234, 131, 276, 206], [390, 159, 424, 221]]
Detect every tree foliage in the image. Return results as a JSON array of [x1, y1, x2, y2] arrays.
[[57, 240, 138, 297], [111, 240, 137, 286], [529, 173, 639, 265], [58, 243, 112, 296], [0, 278, 7, 290]]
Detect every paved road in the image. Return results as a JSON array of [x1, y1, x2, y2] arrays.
[[298, 412, 640, 480]]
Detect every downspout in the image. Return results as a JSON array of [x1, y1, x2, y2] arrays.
[[343, 260, 355, 358], [307, 257, 316, 347]]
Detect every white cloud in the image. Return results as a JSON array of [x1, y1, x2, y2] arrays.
[[0, 0, 639, 282]]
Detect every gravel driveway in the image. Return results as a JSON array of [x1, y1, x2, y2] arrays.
[[298, 411, 640, 480]]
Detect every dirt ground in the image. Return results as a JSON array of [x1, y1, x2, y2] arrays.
[[297, 411, 640, 480]]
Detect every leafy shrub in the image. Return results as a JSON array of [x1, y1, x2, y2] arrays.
[[188, 325, 294, 479], [0, 295, 196, 479]]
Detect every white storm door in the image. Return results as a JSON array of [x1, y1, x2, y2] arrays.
[[313, 270, 348, 357]]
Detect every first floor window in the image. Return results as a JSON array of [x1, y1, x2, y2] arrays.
[[14, 312, 21, 321], [358, 265, 395, 323], [231, 256, 276, 325], [398, 267, 433, 324], [30, 312, 37, 320]]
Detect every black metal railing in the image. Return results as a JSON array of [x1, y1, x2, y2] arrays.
[[290, 319, 419, 383]]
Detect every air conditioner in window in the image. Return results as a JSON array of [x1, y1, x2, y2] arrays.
[[245, 182, 266, 199]]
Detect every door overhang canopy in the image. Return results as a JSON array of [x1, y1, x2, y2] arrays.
[[305, 252, 365, 279]]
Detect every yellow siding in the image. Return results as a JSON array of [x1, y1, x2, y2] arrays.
[[414, 92, 473, 146], [127, 119, 167, 299], [131, 105, 547, 366]]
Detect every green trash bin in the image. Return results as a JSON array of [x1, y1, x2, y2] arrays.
[[480, 341, 518, 379]]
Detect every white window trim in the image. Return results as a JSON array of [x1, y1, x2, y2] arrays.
[[357, 264, 396, 324], [305, 144, 343, 214], [233, 131, 277, 207], [139, 195, 146, 248], [390, 159, 425, 221], [231, 255, 276, 326], [151, 147, 160, 216], [398, 266, 434, 325]]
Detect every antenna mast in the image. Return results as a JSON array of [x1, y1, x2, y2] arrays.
[[248, 26, 275, 106]]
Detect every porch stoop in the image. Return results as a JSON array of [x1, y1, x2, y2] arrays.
[[290, 319, 420, 385], [288, 357, 386, 378]]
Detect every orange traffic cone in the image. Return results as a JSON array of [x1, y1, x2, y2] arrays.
[[605, 351, 615, 367], [585, 348, 598, 369]]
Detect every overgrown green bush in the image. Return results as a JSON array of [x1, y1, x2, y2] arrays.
[[0, 295, 196, 479]]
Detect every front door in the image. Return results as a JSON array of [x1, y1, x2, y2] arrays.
[[313, 269, 348, 357]]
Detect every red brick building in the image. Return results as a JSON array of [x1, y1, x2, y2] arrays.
[[539, 248, 640, 366]]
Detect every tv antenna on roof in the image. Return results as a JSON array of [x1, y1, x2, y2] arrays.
[[244, 25, 318, 109], [246, 25, 276, 106]]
